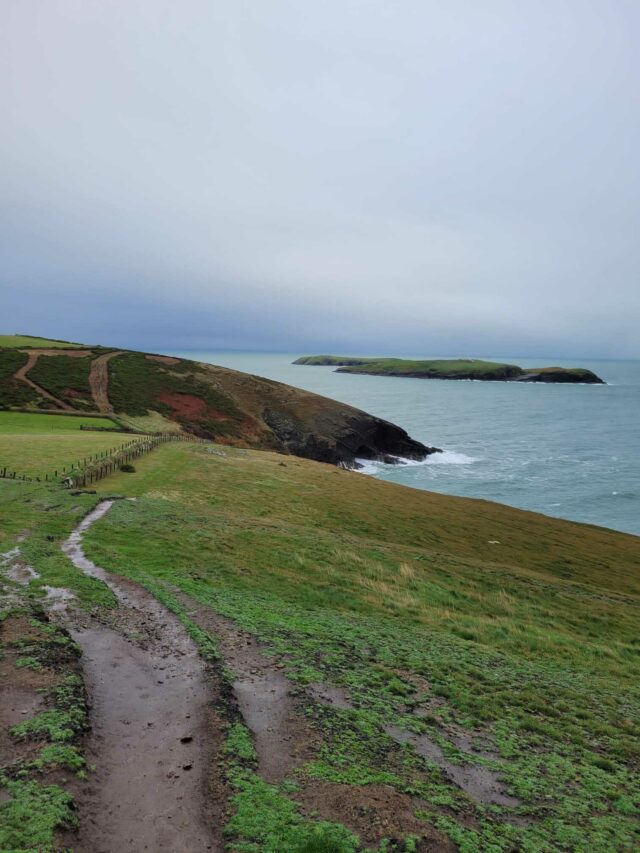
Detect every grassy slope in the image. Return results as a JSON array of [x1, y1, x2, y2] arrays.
[[71, 441, 640, 852], [0, 412, 138, 477], [0, 335, 87, 349], [1, 406, 638, 850]]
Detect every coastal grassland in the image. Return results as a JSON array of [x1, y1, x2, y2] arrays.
[[82, 442, 640, 851], [0, 412, 137, 477], [0, 412, 116, 432], [294, 355, 522, 377], [335, 358, 522, 379], [0, 335, 87, 349]]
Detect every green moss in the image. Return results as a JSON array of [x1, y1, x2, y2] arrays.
[[32, 744, 85, 774], [0, 779, 77, 852], [223, 724, 359, 853], [11, 675, 87, 743]]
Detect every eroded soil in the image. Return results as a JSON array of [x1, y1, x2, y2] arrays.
[[88, 351, 122, 415]]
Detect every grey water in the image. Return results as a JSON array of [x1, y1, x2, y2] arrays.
[[172, 351, 639, 536]]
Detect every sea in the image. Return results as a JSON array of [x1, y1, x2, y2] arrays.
[[171, 351, 640, 537]]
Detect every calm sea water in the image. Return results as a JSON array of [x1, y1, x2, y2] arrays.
[[171, 351, 640, 536]]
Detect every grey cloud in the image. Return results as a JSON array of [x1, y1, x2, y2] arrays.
[[1, 0, 638, 356]]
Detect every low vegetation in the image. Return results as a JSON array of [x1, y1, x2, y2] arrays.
[[28, 354, 94, 407]]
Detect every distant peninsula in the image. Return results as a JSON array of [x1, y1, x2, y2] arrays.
[[293, 356, 605, 384]]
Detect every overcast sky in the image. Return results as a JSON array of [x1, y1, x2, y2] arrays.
[[1, 1, 638, 357]]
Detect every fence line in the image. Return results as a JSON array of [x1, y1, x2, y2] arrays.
[[0, 433, 208, 488]]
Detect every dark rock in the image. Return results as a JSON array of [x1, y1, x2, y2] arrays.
[[262, 407, 439, 468]]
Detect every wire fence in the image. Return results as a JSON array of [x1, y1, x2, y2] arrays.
[[0, 432, 209, 488]]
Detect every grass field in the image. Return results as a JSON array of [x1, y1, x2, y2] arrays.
[[1, 434, 638, 850], [0, 335, 87, 349], [79, 442, 638, 851], [0, 412, 136, 477], [294, 356, 522, 377]]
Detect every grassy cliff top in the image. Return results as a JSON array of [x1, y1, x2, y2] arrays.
[[294, 355, 605, 383], [0, 334, 89, 349]]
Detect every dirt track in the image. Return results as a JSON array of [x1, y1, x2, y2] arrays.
[[61, 503, 220, 852], [88, 351, 123, 414]]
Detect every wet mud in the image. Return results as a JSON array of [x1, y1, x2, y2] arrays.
[[60, 502, 221, 852]]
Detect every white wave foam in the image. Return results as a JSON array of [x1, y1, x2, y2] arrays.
[[356, 450, 478, 474], [423, 450, 478, 466]]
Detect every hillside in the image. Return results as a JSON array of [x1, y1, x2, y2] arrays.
[[0, 419, 638, 852], [294, 355, 605, 383], [0, 336, 436, 467]]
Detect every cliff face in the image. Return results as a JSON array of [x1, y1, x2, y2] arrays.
[[0, 341, 436, 467], [262, 407, 437, 467], [515, 369, 604, 384]]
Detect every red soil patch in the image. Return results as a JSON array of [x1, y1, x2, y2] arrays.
[[157, 392, 209, 419], [145, 354, 180, 365], [156, 392, 231, 423]]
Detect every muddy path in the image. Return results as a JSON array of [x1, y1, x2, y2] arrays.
[[61, 502, 221, 852], [89, 351, 122, 414]]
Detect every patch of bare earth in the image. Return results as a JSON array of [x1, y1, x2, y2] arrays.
[[145, 354, 181, 365], [298, 781, 456, 852], [89, 351, 122, 414], [59, 504, 223, 852], [156, 392, 230, 424]]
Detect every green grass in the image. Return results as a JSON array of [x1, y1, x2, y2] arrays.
[[0, 430, 142, 478], [0, 411, 142, 479], [294, 355, 522, 377], [74, 441, 640, 851], [0, 412, 116, 433], [0, 334, 86, 349], [0, 780, 77, 851]]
